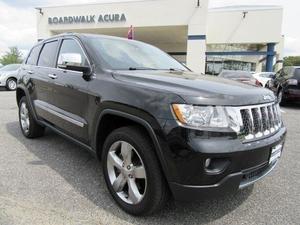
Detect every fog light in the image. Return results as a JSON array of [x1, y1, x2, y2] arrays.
[[204, 158, 230, 175], [205, 158, 211, 168]]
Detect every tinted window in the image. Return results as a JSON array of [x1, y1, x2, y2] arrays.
[[26, 45, 42, 65], [38, 41, 58, 67], [88, 37, 187, 71], [57, 39, 88, 67]]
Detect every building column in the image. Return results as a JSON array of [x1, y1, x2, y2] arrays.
[[186, 35, 207, 73], [186, 0, 208, 74], [266, 43, 276, 72]]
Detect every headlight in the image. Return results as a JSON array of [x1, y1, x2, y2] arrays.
[[172, 104, 229, 129]]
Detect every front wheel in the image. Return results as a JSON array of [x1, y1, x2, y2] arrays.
[[18, 96, 45, 138], [102, 126, 169, 216], [6, 78, 17, 91]]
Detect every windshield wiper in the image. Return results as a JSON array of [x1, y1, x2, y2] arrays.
[[128, 67, 158, 71]]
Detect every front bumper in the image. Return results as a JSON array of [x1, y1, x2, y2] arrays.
[[0, 75, 8, 87], [170, 160, 278, 201], [160, 120, 287, 201]]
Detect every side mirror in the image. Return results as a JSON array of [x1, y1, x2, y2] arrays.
[[58, 53, 91, 75]]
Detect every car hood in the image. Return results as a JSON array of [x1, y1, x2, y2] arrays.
[[112, 70, 276, 106], [0, 71, 17, 76]]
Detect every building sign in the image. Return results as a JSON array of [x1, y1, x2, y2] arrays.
[[48, 13, 126, 25]]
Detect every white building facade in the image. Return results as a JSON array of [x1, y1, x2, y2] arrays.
[[36, 0, 284, 74]]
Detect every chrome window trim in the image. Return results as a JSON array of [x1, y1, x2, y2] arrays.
[[57, 37, 92, 70]]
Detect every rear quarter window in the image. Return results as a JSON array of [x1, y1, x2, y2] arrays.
[[26, 45, 42, 65]]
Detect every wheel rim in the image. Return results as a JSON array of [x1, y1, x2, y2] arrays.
[[20, 102, 30, 133], [107, 141, 147, 205], [8, 80, 16, 90]]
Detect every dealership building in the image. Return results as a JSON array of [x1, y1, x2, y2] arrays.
[[36, 0, 284, 74]]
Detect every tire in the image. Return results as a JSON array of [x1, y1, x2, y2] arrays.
[[18, 96, 45, 138], [6, 78, 17, 91], [102, 126, 169, 216]]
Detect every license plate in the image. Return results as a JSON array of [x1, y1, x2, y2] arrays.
[[269, 143, 283, 164]]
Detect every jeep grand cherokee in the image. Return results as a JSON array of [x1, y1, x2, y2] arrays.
[[16, 33, 286, 216]]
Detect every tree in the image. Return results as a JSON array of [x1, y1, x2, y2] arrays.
[[0, 47, 23, 65], [283, 56, 300, 67]]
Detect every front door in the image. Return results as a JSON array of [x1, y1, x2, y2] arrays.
[[49, 38, 91, 144]]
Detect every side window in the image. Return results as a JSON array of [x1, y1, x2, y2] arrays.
[[57, 39, 89, 67], [38, 41, 58, 67], [26, 45, 42, 65]]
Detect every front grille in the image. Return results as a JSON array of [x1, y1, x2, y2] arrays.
[[243, 165, 268, 181], [239, 103, 282, 140]]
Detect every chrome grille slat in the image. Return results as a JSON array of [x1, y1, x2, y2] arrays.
[[237, 102, 282, 141]]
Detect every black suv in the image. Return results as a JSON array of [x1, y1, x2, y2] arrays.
[[17, 33, 286, 216], [268, 66, 300, 105]]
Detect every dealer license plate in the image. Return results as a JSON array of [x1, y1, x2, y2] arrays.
[[269, 143, 283, 164]]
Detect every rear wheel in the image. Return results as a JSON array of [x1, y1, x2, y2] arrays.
[[102, 126, 169, 216], [6, 78, 17, 91], [19, 96, 45, 138]]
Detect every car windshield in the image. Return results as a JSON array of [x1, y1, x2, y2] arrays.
[[219, 71, 252, 79], [88, 36, 188, 71], [0, 64, 20, 71]]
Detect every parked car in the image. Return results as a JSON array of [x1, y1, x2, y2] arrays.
[[268, 66, 300, 105], [0, 64, 21, 91], [218, 70, 259, 86], [253, 72, 275, 87], [16, 34, 286, 216]]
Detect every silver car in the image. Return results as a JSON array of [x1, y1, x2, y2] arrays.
[[0, 64, 21, 91]]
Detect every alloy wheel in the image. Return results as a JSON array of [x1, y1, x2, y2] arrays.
[[8, 79, 17, 90], [20, 102, 30, 133], [107, 141, 147, 205]]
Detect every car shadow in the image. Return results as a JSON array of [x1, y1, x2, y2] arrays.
[[6, 121, 253, 224], [0, 87, 8, 91]]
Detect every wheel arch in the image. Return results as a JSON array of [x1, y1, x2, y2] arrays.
[[16, 86, 39, 121], [94, 109, 170, 182], [16, 87, 26, 105]]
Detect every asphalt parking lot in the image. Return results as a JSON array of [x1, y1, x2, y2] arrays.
[[0, 90, 299, 225]]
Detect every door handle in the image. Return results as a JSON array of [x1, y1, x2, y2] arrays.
[[48, 74, 57, 79], [27, 70, 34, 74]]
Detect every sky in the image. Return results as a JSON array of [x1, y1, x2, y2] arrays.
[[0, 0, 299, 58]]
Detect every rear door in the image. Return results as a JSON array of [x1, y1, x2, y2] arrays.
[[33, 40, 61, 121], [47, 38, 91, 143], [19, 43, 53, 119]]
